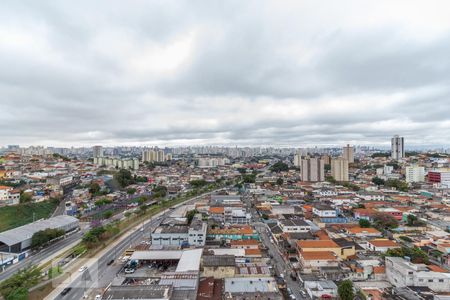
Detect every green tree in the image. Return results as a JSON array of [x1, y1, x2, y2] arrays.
[[372, 177, 385, 186], [371, 152, 389, 158], [6, 287, 28, 300], [269, 161, 289, 173], [103, 210, 113, 219], [189, 180, 208, 188], [0, 267, 42, 299], [276, 178, 284, 185], [186, 209, 199, 224], [139, 205, 148, 214], [31, 228, 65, 248], [326, 176, 337, 184], [385, 246, 429, 264], [242, 174, 256, 183], [372, 213, 399, 230], [358, 219, 371, 228], [338, 280, 354, 300], [95, 198, 112, 206], [406, 214, 425, 227], [88, 182, 101, 195], [114, 169, 135, 188], [19, 192, 32, 203], [152, 185, 167, 198], [127, 188, 136, 195], [385, 179, 409, 192]]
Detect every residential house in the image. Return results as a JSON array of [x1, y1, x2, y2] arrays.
[[367, 239, 401, 253]]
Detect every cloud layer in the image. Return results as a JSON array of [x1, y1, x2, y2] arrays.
[[1, 0, 450, 147]]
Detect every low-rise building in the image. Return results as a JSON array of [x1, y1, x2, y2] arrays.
[[304, 280, 338, 299], [299, 251, 339, 273], [278, 219, 311, 233], [202, 255, 236, 278], [367, 239, 401, 253], [312, 205, 337, 218], [386, 257, 450, 292]]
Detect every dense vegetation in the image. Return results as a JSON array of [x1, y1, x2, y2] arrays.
[[152, 185, 167, 198], [372, 213, 399, 230], [31, 228, 65, 248], [189, 179, 208, 188], [0, 266, 42, 300], [82, 224, 120, 248], [114, 169, 135, 188], [358, 219, 371, 228], [371, 152, 390, 158], [385, 246, 429, 263], [0, 199, 59, 232], [269, 161, 289, 173]]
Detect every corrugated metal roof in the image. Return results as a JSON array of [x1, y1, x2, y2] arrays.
[[0, 215, 79, 246], [175, 249, 202, 272]]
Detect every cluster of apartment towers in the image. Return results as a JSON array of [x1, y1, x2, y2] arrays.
[[293, 144, 353, 182], [293, 135, 405, 182]]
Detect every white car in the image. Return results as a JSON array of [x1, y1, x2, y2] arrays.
[[124, 268, 135, 274], [79, 266, 87, 272], [95, 295, 102, 300]]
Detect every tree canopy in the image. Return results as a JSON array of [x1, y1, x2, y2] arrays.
[[372, 212, 399, 230], [338, 280, 354, 300], [358, 219, 371, 228], [269, 161, 289, 173]]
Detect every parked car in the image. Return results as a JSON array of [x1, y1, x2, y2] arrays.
[[107, 259, 114, 266], [60, 287, 72, 296], [79, 266, 87, 272], [124, 268, 135, 274]]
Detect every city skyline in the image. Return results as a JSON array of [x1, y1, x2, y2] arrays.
[[1, 1, 450, 147]]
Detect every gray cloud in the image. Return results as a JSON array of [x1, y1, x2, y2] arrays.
[[1, 0, 450, 147]]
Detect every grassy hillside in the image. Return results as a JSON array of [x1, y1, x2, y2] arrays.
[[0, 199, 59, 232]]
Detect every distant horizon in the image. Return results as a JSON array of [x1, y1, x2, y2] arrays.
[[1, 143, 450, 151]]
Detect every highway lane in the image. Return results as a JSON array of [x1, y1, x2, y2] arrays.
[[49, 188, 224, 300], [0, 231, 84, 282]]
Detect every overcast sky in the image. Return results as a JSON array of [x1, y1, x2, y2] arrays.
[[1, 1, 450, 148]]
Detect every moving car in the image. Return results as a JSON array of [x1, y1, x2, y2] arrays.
[[60, 287, 72, 296], [79, 266, 87, 272], [107, 259, 114, 266]]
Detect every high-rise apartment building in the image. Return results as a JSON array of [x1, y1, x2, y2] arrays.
[[331, 158, 349, 182], [142, 149, 169, 163], [391, 135, 405, 160], [321, 154, 331, 165], [93, 145, 103, 158], [301, 157, 325, 182], [405, 166, 425, 183], [342, 144, 354, 163]]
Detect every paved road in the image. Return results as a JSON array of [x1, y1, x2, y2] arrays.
[[0, 231, 84, 281], [51, 214, 166, 300], [255, 223, 307, 300], [48, 188, 224, 300]]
